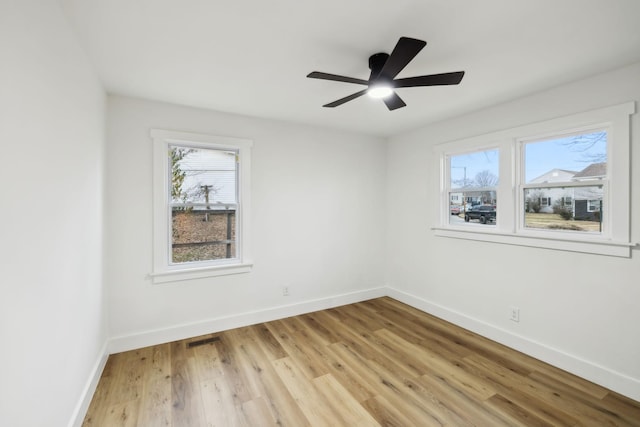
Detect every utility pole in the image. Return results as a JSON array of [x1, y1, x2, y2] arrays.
[[200, 185, 212, 221], [200, 185, 212, 209]]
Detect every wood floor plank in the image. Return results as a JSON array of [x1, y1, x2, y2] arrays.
[[239, 397, 277, 426], [415, 372, 511, 426], [374, 327, 497, 401], [199, 376, 245, 426], [271, 357, 335, 426], [463, 353, 628, 426], [137, 345, 171, 426], [190, 335, 226, 380], [101, 400, 140, 427], [223, 326, 311, 426], [485, 393, 556, 427], [600, 393, 640, 427], [212, 331, 253, 404], [528, 368, 609, 401], [265, 319, 331, 380], [170, 340, 207, 426], [313, 373, 381, 426], [327, 340, 463, 426], [317, 341, 376, 403], [247, 323, 289, 360], [313, 309, 421, 379], [83, 297, 640, 426], [361, 394, 424, 427]]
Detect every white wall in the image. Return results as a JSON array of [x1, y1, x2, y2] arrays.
[[106, 96, 387, 349], [386, 62, 640, 399], [0, 1, 107, 426]]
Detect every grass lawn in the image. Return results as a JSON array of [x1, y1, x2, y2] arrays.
[[524, 213, 602, 232]]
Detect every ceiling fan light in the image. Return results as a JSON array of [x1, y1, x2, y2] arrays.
[[367, 85, 393, 99]]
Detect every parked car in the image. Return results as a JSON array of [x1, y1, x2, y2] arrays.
[[464, 205, 496, 224], [450, 205, 462, 215]]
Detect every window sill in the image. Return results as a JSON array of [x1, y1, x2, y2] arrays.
[[150, 262, 253, 284], [432, 227, 635, 257]]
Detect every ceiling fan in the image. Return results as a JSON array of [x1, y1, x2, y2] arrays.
[[307, 37, 465, 111]]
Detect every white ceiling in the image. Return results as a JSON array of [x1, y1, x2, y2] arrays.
[[60, 0, 640, 137]]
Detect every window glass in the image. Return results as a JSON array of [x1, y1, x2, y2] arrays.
[[524, 131, 607, 183], [169, 145, 238, 264], [523, 185, 603, 232], [523, 130, 606, 233], [449, 149, 498, 226]]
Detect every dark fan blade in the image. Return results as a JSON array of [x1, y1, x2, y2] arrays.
[[383, 92, 406, 111], [307, 71, 368, 85], [323, 89, 368, 108], [378, 37, 427, 80], [394, 71, 465, 88]]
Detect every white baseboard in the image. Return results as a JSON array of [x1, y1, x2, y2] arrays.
[[386, 286, 640, 402], [67, 341, 110, 427], [108, 286, 387, 354]]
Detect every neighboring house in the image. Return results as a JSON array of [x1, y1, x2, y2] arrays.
[[528, 168, 577, 213], [572, 162, 606, 221], [527, 163, 605, 220], [450, 192, 484, 207], [175, 148, 237, 209]]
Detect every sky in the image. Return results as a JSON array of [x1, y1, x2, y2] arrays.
[[450, 130, 607, 187]]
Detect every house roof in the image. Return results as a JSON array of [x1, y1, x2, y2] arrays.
[[60, 0, 640, 137], [530, 168, 578, 184], [573, 162, 607, 179]]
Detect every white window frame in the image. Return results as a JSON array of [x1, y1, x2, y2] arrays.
[[150, 129, 253, 283], [433, 102, 635, 257]]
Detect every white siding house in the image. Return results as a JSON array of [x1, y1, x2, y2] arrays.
[[526, 164, 605, 218]]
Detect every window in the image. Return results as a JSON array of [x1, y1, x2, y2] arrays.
[[434, 102, 634, 257], [151, 129, 253, 283], [447, 148, 499, 227], [169, 145, 237, 263], [522, 129, 606, 232], [587, 200, 602, 213]]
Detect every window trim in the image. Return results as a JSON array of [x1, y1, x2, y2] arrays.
[[150, 129, 253, 283], [433, 102, 635, 257]]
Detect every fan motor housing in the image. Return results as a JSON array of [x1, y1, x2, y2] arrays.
[[368, 53, 389, 75]]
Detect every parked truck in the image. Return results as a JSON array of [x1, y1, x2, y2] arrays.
[[464, 205, 496, 224]]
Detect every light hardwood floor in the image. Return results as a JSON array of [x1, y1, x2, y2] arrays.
[[83, 297, 640, 426]]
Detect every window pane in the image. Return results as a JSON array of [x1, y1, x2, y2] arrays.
[[449, 149, 498, 226], [169, 144, 238, 264], [450, 149, 499, 190], [523, 186, 603, 232], [171, 208, 236, 263], [169, 145, 237, 205], [525, 130, 607, 183]]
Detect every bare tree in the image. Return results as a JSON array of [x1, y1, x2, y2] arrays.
[[468, 170, 498, 204], [561, 131, 607, 163], [474, 170, 498, 187]]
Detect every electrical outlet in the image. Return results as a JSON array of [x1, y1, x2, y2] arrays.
[[282, 286, 289, 296], [510, 306, 520, 322]]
